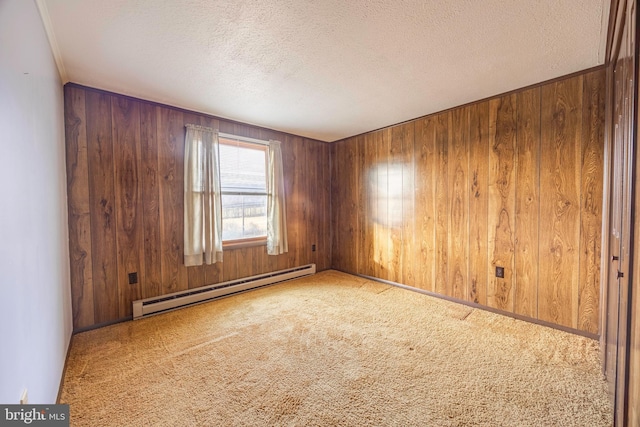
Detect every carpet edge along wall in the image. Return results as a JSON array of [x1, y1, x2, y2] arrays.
[[331, 68, 605, 335], [59, 270, 611, 426]]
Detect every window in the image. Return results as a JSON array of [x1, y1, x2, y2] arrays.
[[219, 135, 268, 247]]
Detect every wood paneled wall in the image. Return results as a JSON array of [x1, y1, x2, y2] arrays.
[[65, 84, 331, 329], [331, 69, 605, 334], [630, 115, 640, 424]]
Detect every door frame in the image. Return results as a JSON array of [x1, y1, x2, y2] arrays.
[[600, 0, 638, 425]]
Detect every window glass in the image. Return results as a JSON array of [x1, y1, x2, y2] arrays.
[[219, 137, 268, 243], [221, 194, 267, 240]]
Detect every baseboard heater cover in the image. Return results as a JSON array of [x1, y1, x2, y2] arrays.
[[133, 264, 316, 319]]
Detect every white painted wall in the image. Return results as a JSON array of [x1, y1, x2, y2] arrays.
[[0, 0, 72, 404]]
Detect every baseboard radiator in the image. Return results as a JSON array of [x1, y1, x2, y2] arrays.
[[133, 264, 316, 320]]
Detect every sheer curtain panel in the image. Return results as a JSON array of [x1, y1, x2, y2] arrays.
[[184, 125, 223, 266], [267, 140, 288, 255]]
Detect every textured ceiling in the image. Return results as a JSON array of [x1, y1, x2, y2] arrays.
[[39, 0, 609, 142]]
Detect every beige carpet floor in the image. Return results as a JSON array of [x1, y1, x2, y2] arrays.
[[60, 270, 612, 426]]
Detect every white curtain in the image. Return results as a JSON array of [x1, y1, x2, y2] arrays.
[[267, 140, 288, 255], [184, 124, 223, 266]]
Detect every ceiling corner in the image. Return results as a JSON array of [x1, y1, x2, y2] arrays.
[[598, 0, 612, 64], [35, 0, 69, 84]]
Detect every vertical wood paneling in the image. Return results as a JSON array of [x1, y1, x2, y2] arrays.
[[313, 142, 323, 272], [85, 91, 118, 323], [630, 88, 640, 424], [347, 138, 360, 273], [294, 136, 309, 268], [414, 117, 436, 292], [307, 138, 320, 269], [468, 102, 490, 305], [157, 108, 188, 294], [539, 76, 583, 329], [64, 86, 95, 328], [204, 261, 223, 286], [355, 136, 367, 275], [435, 112, 450, 295], [256, 246, 269, 276], [488, 94, 517, 312], [112, 98, 144, 318], [187, 237, 207, 285], [338, 139, 358, 273], [330, 141, 341, 271], [401, 123, 416, 287], [140, 103, 163, 298], [66, 86, 333, 328], [348, 138, 360, 273], [375, 130, 390, 280], [448, 107, 469, 299], [389, 126, 404, 283], [330, 140, 342, 271], [222, 250, 238, 282], [325, 70, 603, 334], [283, 135, 300, 269], [319, 141, 332, 271], [66, 69, 604, 331], [579, 70, 605, 333], [361, 133, 377, 277], [238, 247, 255, 277], [306, 136, 318, 271], [514, 87, 541, 318]]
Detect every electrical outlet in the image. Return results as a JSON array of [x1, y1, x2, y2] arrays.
[[20, 389, 27, 405], [495, 266, 505, 278], [128, 272, 138, 285], [312, 244, 316, 252]]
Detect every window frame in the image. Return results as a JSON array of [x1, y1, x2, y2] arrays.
[[218, 133, 269, 249]]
